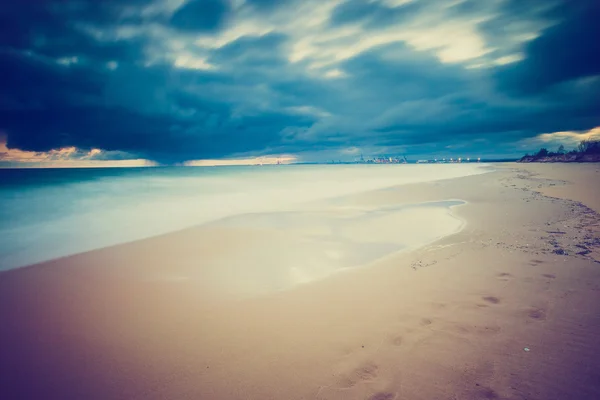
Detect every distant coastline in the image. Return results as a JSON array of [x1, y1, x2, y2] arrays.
[[518, 139, 600, 163], [294, 158, 517, 165], [518, 153, 600, 163]]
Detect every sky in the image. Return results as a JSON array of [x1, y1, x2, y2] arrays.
[[0, 0, 599, 166]]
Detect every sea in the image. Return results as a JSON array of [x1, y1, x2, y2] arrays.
[[0, 164, 490, 271]]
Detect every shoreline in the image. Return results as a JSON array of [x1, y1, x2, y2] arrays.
[[0, 200, 468, 276], [1, 198, 470, 299], [1, 163, 600, 399], [0, 164, 491, 272]]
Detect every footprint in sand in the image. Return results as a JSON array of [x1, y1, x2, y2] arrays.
[[527, 308, 547, 321], [452, 323, 501, 337], [496, 272, 513, 281], [431, 302, 447, 310], [338, 362, 379, 388], [475, 386, 499, 399], [482, 296, 501, 305], [390, 335, 403, 347], [542, 273, 556, 279], [420, 318, 433, 326], [529, 259, 545, 266], [368, 392, 397, 400]]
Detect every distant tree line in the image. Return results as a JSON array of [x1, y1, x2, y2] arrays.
[[524, 139, 600, 159]]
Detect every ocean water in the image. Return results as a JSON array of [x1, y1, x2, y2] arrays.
[[0, 164, 489, 270]]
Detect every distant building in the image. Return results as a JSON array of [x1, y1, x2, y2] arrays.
[[354, 154, 407, 164]]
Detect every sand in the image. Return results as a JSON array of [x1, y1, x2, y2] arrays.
[[1, 163, 600, 400]]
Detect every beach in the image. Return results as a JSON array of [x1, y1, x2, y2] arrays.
[[1, 163, 600, 400]]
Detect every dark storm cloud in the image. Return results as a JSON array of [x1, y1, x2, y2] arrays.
[[329, 0, 385, 25], [169, 0, 230, 33], [444, 0, 490, 17], [0, 1, 150, 59], [324, 35, 598, 149], [341, 43, 470, 101], [329, 0, 423, 28], [244, 0, 297, 11], [0, 49, 108, 112], [0, 0, 599, 163], [494, 0, 600, 95], [0, 43, 316, 162], [207, 33, 289, 69], [1, 102, 315, 162]]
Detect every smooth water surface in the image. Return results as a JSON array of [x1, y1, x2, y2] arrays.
[[0, 164, 488, 270]]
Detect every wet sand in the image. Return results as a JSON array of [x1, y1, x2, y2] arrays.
[[1, 163, 600, 399]]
